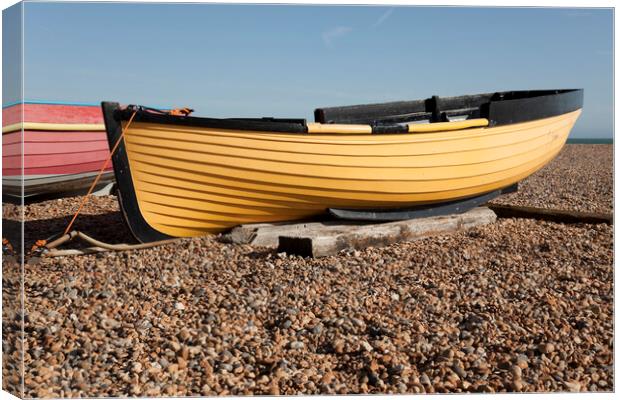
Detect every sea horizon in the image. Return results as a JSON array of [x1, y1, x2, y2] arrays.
[[567, 138, 613, 144]]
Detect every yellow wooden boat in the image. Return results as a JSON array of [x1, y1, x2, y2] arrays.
[[102, 89, 583, 242]]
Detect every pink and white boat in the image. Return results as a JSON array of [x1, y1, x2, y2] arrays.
[[2, 101, 114, 201]]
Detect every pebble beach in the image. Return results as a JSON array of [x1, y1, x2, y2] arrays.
[[2, 144, 614, 397]]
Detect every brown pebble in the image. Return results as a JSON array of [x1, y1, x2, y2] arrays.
[[564, 381, 582, 392], [539, 343, 555, 354], [333, 339, 345, 354]]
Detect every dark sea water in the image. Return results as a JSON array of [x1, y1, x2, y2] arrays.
[[567, 138, 613, 144]]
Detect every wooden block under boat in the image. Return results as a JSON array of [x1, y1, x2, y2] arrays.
[[225, 207, 497, 257]]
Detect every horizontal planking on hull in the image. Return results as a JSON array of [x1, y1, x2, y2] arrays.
[[101, 89, 583, 242], [2, 102, 112, 201]]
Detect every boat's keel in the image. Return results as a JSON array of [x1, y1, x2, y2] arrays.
[[328, 184, 518, 221]]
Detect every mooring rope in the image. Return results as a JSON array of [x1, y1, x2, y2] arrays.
[[30, 106, 193, 257], [28, 109, 138, 256], [62, 109, 138, 236]]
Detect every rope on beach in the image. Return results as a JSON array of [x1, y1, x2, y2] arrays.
[[41, 230, 178, 257]]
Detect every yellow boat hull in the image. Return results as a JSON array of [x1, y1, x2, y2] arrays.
[[114, 109, 580, 238]]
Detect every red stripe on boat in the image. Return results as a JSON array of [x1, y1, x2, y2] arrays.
[[4, 160, 112, 176], [3, 149, 110, 169], [4, 140, 109, 156], [2, 103, 104, 126], [3, 130, 107, 145]]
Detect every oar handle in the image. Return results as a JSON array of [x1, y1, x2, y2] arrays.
[[306, 123, 372, 134], [408, 118, 488, 133]]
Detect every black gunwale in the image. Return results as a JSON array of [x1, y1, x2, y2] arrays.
[[112, 89, 583, 134], [114, 107, 309, 133], [103, 88, 583, 242]]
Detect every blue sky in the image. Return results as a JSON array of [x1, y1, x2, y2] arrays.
[[3, 3, 614, 138]]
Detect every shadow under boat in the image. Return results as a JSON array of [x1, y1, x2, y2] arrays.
[[3, 210, 134, 256], [7, 184, 518, 257]]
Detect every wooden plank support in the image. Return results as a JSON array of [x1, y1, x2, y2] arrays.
[[225, 207, 496, 257], [488, 204, 613, 225]]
